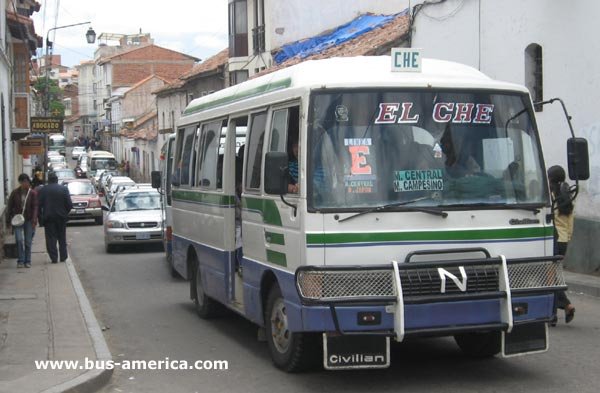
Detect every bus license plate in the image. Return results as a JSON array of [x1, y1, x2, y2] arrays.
[[136, 233, 151, 240], [323, 334, 390, 370], [76, 209, 85, 214]]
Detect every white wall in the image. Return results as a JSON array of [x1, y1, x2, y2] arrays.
[[411, 0, 600, 220]]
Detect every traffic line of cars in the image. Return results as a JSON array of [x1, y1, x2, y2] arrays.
[[46, 148, 164, 254]]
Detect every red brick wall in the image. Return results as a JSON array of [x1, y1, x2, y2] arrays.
[[112, 63, 194, 86]]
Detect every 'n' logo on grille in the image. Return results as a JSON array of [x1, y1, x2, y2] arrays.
[[438, 267, 468, 293]]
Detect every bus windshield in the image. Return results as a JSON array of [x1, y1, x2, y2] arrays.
[[91, 157, 118, 171], [308, 90, 547, 211]]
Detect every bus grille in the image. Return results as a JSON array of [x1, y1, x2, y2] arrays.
[[399, 265, 499, 297]]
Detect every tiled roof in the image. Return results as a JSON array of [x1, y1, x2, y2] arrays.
[[119, 111, 158, 141], [257, 12, 410, 77], [180, 48, 228, 80], [153, 48, 228, 95], [98, 44, 200, 65]]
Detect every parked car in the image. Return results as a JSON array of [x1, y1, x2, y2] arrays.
[[96, 170, 119, 194], [64, 179, 103, 225], [103, 188, 163, 252], [75, 154, 89, 178], [71, 146, 86, 160], [53, 168, 76, 185], [105, 177, 135, 202], [48, 155, 67, 170]]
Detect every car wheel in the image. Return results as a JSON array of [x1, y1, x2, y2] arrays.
[[265, 285, 320, 372], [95, 216, 103, 225], [192, 258, 219, 318], [105, 243, 114, 253], [454, 331, 501, 358]]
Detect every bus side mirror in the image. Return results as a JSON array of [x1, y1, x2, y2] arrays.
[[567, 137, 590, 180], [151, 171, 162, 189], [264, 152, 289, 195]]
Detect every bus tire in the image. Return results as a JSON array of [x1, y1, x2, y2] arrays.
[[192, 261, 218, 318], [454, 331, 501, 358], [265, 285, 319, 372]]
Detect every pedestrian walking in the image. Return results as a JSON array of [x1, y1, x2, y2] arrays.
[[548, 165, 576, 324], [38, 172, 73, 263], [125, 160, 130, 177], [6, 174, 38, 268]]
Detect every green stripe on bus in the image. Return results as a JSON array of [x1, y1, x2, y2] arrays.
[[172, 190, 235, 206], [306, 227, 554, 245], [183, 78, 292, 115], [265, 232, 285, 245], [266, 250, 287, 267], [242, 197, 282, 226]]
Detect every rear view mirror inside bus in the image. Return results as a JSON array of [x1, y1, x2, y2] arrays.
[[264, 152, 289, 195]]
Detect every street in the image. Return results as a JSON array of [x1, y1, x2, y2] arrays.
[[66, 221, 600, 393]]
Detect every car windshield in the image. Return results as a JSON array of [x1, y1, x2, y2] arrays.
[[113, 192, 161, 212], [309, 90, 547, 211], [67, 182, 95, 195]]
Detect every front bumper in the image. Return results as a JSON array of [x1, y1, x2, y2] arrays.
[[105, 228, 162, 244], [295, 255, 565, 340], [68, 207, 101, 220]]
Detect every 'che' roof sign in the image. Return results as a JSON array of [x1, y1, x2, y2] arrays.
[[391, 48, 421, 72]]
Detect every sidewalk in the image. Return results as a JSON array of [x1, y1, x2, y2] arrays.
[[0, 227, 112, 393]]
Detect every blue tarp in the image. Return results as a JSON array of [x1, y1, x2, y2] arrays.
[[273, 11, 406, 64]]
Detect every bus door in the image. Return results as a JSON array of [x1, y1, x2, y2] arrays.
[[240, 105, 303, 316]]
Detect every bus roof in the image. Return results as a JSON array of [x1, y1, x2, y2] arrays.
[[182, 56, 528, 118], [88, 150, 115, 158]]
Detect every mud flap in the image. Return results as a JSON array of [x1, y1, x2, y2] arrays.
[[502, 322, 548, 357]]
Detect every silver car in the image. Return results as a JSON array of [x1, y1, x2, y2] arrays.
[[102, 189, 163, 253]]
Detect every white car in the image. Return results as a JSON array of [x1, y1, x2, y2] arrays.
[[71, 146, 86, 160], [103, 188, 163, 252]]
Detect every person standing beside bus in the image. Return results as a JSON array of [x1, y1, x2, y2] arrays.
[[6, 174, 38, 268], [548, 165, 576, 324], [38, 172, 73, 263]]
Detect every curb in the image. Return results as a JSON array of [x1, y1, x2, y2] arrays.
[[40, 257, 113, 393]]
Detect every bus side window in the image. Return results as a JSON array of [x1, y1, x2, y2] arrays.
[[196, 119, 225, 189], [179, 126, 197, 186], [245, 112, 267, 190]]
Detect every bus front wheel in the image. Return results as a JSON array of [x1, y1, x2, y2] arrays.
[[454, 331, 501, 358], [193, 262, 218, 318], [265, 285, 319, 372]]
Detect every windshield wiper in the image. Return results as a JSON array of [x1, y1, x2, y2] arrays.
[[443, 202, 542, 213], [338, 196, 448, 223]]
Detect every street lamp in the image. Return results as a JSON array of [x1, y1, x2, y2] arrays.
[[44, 21, 96, 116], [42, 22, 96, 181]]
